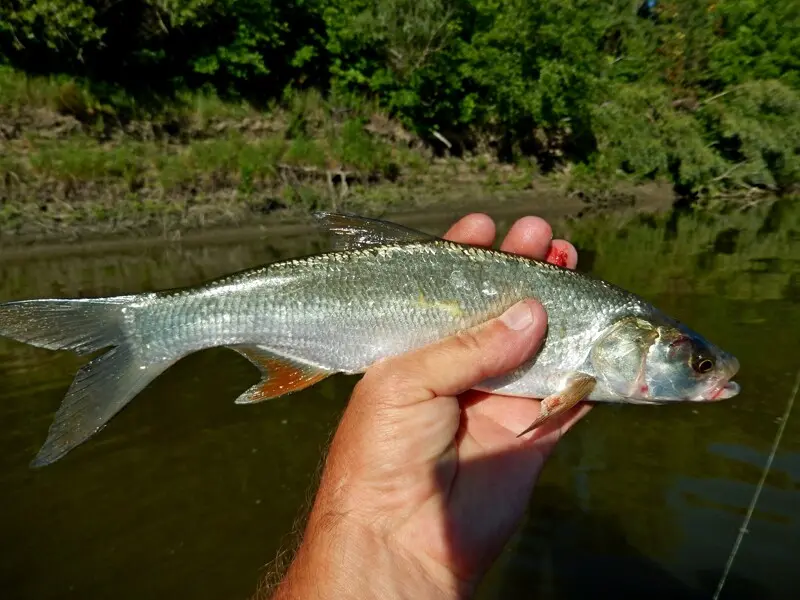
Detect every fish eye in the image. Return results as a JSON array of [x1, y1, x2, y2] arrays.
[[693, 357, 714, 374]]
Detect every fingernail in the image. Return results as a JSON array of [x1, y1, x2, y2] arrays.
[[500, 301, 535, 331]]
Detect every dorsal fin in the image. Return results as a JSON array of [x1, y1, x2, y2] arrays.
[[313, 212, 438, 251]]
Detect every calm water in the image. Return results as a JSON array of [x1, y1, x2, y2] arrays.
[[1, 200, 798, 599]]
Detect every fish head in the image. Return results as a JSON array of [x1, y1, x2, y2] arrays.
[[591, 316, 740, 403]]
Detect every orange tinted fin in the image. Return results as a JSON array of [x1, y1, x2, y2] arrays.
[[228, 345, 332, 404], [516, 373, 596, 437]]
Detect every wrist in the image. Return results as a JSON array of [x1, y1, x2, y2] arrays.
[[273, 513, 470, 600]]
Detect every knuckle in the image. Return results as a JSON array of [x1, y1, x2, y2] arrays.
[[359, 361, 403, 397], [452, 327, 485, 355]]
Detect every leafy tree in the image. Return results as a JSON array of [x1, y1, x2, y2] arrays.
[[0, 1, 104, 64]]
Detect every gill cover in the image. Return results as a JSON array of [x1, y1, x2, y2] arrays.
[[590, 316, 658, 400]]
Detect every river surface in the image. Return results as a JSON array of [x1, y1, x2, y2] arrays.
[[1, 199, 798, 599]]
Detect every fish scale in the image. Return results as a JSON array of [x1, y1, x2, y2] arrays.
[[134, 241, 655, 389]]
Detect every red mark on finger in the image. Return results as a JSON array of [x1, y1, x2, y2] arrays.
[[546, 245, 569, 267]]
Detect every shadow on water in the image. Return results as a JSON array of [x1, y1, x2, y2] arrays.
[[0, 198, 798, 599], [458, 464, 779, 600], [498, 489, 704, 599]]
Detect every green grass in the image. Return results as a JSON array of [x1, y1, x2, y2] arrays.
[[27, 138, 142, 181], [0, 67, 431, 194], [3, 127, 426, 195], [0, 66, 66, 110], [283, 137, 327, 169], [0, 66, 262, 125]]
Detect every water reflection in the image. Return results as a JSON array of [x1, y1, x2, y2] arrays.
[[0, 199, 798, 599]]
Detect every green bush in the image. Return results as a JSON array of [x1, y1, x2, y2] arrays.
[[700, 80, 800, 191]]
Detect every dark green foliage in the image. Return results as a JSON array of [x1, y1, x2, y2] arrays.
[[0, 0, 328, 94], [708, 0, 800, 89], [1, 0, 799, 195]]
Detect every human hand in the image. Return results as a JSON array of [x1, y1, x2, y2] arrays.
[[271, 214, 590, 600]]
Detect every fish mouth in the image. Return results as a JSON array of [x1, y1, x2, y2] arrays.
[[708, 380, 740, 401], [698, 381, 741, 402], [702, 354, 740, 401]]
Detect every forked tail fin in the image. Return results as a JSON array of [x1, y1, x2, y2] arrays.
[[0, 297, 176, 467]]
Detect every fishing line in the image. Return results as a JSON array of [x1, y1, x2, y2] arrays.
[[712, 368, 800, 600]]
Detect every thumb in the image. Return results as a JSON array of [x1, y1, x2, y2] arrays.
[[364, 300, 547, 405]]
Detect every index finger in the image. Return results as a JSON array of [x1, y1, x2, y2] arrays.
[[443, 213, 496, 247]]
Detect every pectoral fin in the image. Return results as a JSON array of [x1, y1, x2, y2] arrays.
[[228, 345, 332, 404], [516, 373, 596, 437]]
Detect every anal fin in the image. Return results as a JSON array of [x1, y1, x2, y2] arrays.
[[516, 372, 596, 437], [229, 345, 332, 404]]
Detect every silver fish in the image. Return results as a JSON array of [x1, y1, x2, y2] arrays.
[[0, 213, 740, 466]]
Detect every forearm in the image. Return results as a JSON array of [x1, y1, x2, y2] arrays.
[[271, 514, 467, 600]]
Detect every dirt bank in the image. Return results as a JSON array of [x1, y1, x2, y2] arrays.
[[0, 181, 676, 261]]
